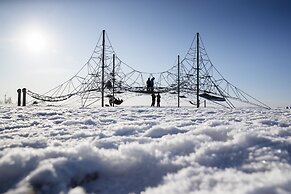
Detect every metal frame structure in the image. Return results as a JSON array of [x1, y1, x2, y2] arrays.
[[26, 30, 270, 109]]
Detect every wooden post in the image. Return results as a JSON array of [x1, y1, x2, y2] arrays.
[[22, 88, 26, 106], [17, 89, 21, 106]]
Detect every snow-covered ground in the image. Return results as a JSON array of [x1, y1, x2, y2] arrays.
[[0, 106, 291, 194]]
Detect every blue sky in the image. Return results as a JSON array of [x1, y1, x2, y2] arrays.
[[0, 0, 290, 107]]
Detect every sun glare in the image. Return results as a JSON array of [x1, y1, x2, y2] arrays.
[[21, 27, 49, 54]]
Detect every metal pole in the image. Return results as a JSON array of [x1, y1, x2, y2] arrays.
[[196, 32, 200, 108], [112, 54, 115, 107], [177, 55, 180, 107], [101, 30, 105, 107]]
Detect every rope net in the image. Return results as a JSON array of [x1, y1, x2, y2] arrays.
[[26, 31, 270, 109]]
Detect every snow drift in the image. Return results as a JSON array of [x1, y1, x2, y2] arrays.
[[0, 106, 291, 194]]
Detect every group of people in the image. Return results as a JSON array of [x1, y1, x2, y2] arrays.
[[146, 77, 161, 107], [146, 77, 155, 92], [151, 93, 161, 107]]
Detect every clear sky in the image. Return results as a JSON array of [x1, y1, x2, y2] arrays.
[[0, 0, 290, 107]]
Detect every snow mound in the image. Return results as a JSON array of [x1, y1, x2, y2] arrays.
[[144, 126, 184, 138], [0, 106, 291, 194]]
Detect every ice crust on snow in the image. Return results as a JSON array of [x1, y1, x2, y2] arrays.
[[0, 106, 291, 194]]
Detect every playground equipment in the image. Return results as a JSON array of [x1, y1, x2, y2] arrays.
[[21, 30, 270, 109]]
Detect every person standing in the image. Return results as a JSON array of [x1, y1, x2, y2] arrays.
[[156, 93, 161, 107], [151, 93, 156, 107], [150, 77, 155, 91], [146, 78, 151, 91]]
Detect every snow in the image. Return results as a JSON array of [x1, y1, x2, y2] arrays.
[[0, 106, 291, 194]]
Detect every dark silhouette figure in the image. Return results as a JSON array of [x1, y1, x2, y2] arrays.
[[151, 93, 156, 107], [156, 93, 161, 107], [106, 80, 112, 89], [146, 78, 151, 91], [109, 97, 123, 106], [150, 77, 155, 91]]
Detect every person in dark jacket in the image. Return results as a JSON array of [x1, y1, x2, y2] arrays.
[[156, 93, 161, 107], [150, 77, 155, 91], [146, 78, 151, 91], [151, 93, 156, 107]]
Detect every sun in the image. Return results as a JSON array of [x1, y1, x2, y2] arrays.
[[21, 27, 49, 54]]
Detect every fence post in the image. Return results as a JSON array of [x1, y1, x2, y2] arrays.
[[17, 89, 21, 106], [22, 88, 26, 106]]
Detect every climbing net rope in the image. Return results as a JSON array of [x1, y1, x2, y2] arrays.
[[26, 31, 270, 109]]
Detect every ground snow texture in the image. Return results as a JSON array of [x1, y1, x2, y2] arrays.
[[0, 106, 291, 194]]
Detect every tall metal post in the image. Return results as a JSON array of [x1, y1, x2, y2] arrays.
[[112, 54, 115, 107], [101, 30, 105, 107], [177, 55, 180, 107], [196, 32, 200, 108]]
